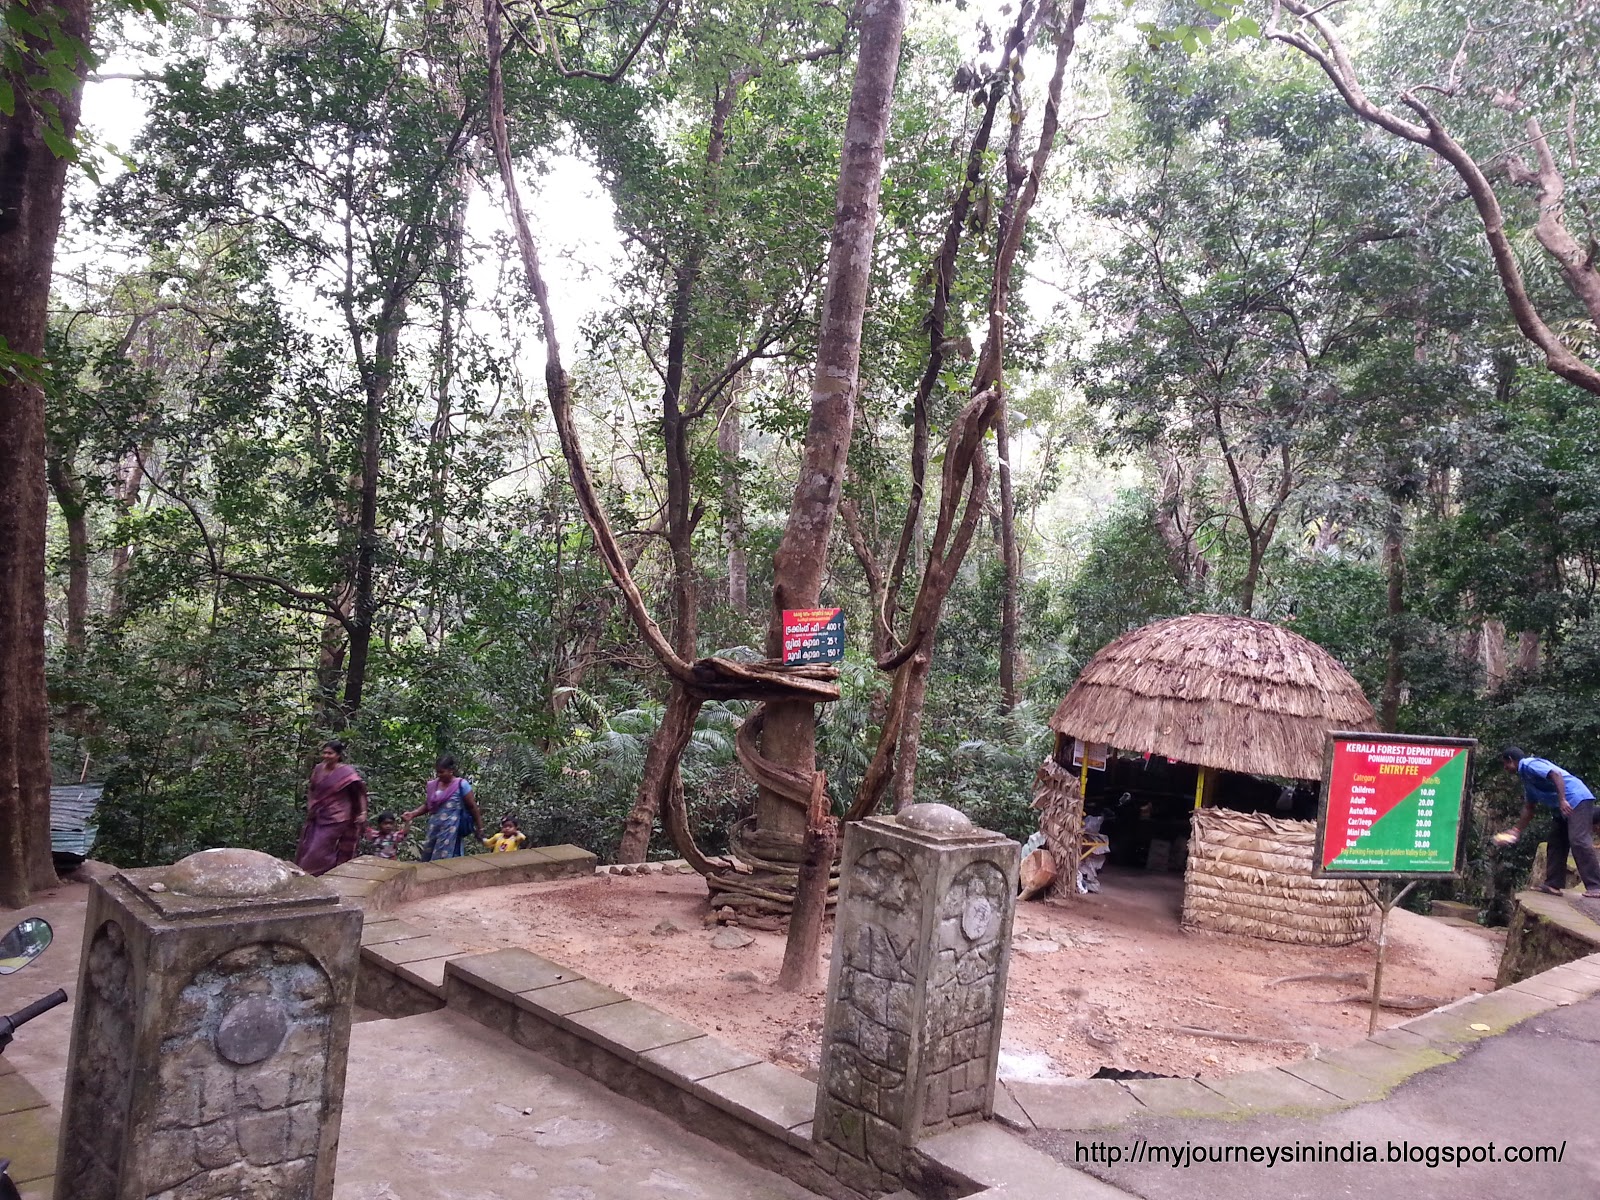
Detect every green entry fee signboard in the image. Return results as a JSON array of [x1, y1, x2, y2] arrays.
[[1314, 734, 1475, 879]]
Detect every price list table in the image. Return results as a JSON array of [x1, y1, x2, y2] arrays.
[[1316, 736, 1472, 877], [781, 607, 845, 665]]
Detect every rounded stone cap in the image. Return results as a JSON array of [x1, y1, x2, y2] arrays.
[[164, 848, 307, 898], [896, 802, 975, 836]]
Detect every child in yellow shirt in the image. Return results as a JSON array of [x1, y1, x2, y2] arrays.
[[484, 814, 527, 853]]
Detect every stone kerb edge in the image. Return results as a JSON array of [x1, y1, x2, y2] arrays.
[[997, 948, 1600, 1134], [343, 845, 596, 1012], [0, 1059, 54, 1193], [1495, 888, 1600, 987]]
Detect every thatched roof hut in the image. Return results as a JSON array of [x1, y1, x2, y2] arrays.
[[1049, 614, 1376, 781]]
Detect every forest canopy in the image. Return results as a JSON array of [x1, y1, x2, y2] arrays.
[[3, 0, 1596, 917]]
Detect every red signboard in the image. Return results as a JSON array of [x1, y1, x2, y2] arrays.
[[1314, 734, 1474, 878], [782, 607, 845, 665]]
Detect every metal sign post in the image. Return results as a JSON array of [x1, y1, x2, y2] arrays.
[[1314, 732, 1477, 1034]]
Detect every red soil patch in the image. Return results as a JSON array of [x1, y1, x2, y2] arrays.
[[395, 865, 1503, 1081]]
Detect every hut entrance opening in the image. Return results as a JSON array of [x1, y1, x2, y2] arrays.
[[1058, 740, 1318, 879]]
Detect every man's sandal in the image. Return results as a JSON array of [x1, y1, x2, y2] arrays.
[[1533, 884, 1565, 895]]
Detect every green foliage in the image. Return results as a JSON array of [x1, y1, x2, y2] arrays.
[[2, 0, 167, 170], [1031, 491, 1198, 691], [77, 608, 317, 867], [35, 0, 1600, 937]]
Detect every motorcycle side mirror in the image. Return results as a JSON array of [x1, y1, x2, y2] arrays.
[[0, 919, 52, 975]]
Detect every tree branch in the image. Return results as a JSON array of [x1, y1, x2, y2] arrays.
[[1268, 0, 1600, 396], [502, 0, 673, 83], [486, 0, 692, 680]]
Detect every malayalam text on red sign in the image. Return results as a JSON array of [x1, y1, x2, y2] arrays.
[[782, 607, 845, 665]]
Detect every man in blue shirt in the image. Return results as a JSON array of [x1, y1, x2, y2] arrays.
[[1499, 746, 1600, 898]]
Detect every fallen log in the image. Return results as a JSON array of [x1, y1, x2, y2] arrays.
[[1166, 1025, 1308, 1047], [1268, 971, 1369, 988]]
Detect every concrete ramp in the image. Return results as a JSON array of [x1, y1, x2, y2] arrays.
[[336, 1007, 820, 1200]]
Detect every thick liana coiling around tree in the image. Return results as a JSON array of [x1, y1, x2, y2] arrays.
[[636, 660, 842, 916]]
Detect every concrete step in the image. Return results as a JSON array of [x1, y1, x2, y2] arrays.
[[916, 1121, 1138, 1199]]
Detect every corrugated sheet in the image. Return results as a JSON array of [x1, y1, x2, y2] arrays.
[[50, 784, 103, 857]]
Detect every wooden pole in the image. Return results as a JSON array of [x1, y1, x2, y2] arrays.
[[1360, 880, 1417, 1035]]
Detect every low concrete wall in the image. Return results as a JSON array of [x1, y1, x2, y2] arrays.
[[356, 925, 857, 1198], [1496, 889, 1600, 987], [441, 951, 855, 1200], [328, 844, 596, 1016], [347, 845, 880, 1199], [324, 843, 596, 914]]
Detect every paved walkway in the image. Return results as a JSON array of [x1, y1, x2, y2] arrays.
[[336, 1008, 817, 1200], [1023, 993, 1600, 1200], [0, 885, 816, 1200], [0, 884, 85, 1111], [8, 880, 1600, 1199]]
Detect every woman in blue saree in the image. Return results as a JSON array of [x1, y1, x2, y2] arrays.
[[404, 755, 483, 860]]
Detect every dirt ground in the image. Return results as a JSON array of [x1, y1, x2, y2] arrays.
[[395, 864, 1504, 1083]]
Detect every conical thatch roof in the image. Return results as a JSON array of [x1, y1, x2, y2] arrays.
[[1049, 614, 1376, 780]]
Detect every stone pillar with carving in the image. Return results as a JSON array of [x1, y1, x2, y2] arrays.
[[813, 804, 1019, 1195], [55, 848, 362, 1200]]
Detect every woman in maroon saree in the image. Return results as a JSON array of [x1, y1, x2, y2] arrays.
[[295, 741, 368, 875]]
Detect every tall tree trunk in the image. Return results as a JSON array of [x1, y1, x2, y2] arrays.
[[1215, 405, 1293, 618], [427, 188, 470, 645], [341, 318, 402, 715], [615, 79, 739, 864], [1379, 506, 1405, 731], [1515, 630, 1541, 677], [890, 653, 932, 810], [860, 0, 1085, 818], [46, 453, 89, 655], [46, 451, 89, 740], [484, 0, 850, 914], [883, 53, 1008, 630], [718, 388, 748, 615], [662, 76, 739, 656], [775, 772, 837, 991], [0, 0, 90, 906], [839, 497, 894, 661], [759, 0, 907, 847], [107, 446, 146, 624], [1239, 539, 1264, 617], [1481, 618, 1507, 693], [996, 409, 1020, 711], [315, 602, 352, 727], [619, 682, 697, 862], [661, 263, 701, 659], [1153, 449, 1205, 583]]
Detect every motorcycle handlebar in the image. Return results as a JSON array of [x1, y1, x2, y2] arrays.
[[5, 989, 67, 1029]]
